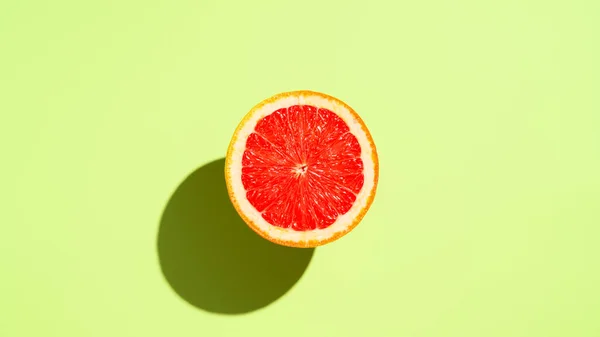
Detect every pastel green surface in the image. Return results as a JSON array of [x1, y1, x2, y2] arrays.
[[2, 0, 599, 336]]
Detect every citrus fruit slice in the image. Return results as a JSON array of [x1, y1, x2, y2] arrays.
[[225, 90, 378, 247]]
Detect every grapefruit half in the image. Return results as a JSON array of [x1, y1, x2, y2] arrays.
[[225, 90, 378, 247]]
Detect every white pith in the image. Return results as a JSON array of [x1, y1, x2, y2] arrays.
[[227, 92, 376, 244]]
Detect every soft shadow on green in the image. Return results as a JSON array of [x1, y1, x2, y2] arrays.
[[157, 158, 314, 314]]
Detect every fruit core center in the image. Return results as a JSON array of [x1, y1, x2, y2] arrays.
[[294, 164, 308, 175]]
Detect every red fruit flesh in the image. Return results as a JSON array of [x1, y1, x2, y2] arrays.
[[241, 105, 364, 231]]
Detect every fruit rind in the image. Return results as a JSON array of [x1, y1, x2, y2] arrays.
[[225, 90, 379, 248]]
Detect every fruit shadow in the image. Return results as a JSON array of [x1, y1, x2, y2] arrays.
[[157, 158, 314, 315]]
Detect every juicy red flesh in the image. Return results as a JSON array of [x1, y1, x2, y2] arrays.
[[241, 105, 364, 231]]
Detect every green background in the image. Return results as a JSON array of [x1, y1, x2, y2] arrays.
[[2, 0, 599, 336]]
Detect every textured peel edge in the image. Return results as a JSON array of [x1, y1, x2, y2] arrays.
[[224, 90, 379, 248]]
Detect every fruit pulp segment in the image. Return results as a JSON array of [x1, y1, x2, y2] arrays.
[[241, 105, 364, 231]]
